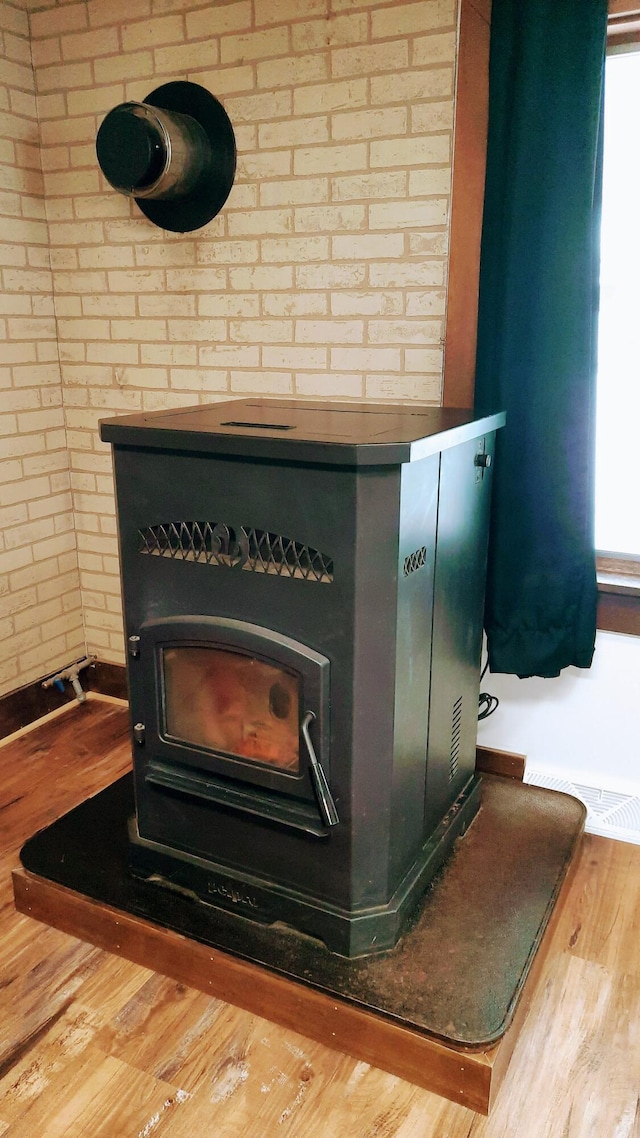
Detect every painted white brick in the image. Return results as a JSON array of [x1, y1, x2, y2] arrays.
[[260, 178, 329, 207], [263, 293, 327, 316], [371, 1, 457, 39], [228, 210, 293, 236], [259, 117, 329, 151], [199, 344, 261, 367], [168, 319, 227, 342], [294, 142, 367, 176], [262, 346, 327, 370], [369, 261, 446, 288], [257, 52, 328, 89], [295, 320, 363, 344], [229, 266, 294, 291], [368, 319, 443, 344], [370, 68, 454, 105], [332, 171, 408, 201], [296, 263, 366, 289], [332, 233, 405, 260], [405, 347, 445, 372], [369, 199, 448, 229], [230, 370, 293, 394], [230, 319, 293, 343], [295, 372, 364, 399], [3, 0, 458, 695], [294, 204, 366, 233], [366, 374, 441, 401], [370, 135, 451, 169], [141, 344, 198, 366], [198, 294, 260, 317], [197, 241, 260, 264], [331, 291, 404, 316], [170, 368, 229, 391]]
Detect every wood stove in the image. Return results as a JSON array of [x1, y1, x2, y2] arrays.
[[100, 398, 504, 957]]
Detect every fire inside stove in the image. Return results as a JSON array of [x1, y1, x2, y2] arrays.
[[100, 398, 504, 958], [163, 646, 300, 771]]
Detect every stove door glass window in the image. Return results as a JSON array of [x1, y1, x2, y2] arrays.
[[162, 646, 300, 771]]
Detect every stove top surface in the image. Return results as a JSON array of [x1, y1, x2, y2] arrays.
[[100, 398, 505, 466]]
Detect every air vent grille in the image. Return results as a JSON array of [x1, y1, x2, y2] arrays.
[[449, 696, 463, 782], [138, 521, 333, 583], [403, 546, 428, 577]]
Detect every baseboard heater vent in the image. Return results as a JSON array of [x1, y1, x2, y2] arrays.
[[525, 770, 640, 846]]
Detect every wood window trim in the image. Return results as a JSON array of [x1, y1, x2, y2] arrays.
[[442, 0, 491, 412], [608, 0, 640, 38], [597, 586, 640, 635], [597, 557, 640, 634], [596, 9, 640, 631]]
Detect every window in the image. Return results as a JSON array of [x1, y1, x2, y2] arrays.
[[595, 44, 640, 565]]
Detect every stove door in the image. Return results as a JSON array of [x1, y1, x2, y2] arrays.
[[131, 616, 332, 832]]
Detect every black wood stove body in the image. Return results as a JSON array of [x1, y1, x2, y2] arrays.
[[100, 399, 504, 957]]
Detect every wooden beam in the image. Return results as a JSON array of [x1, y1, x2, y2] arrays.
[[476, 745, 526, 780], [443, 0, 492, 409], [13, 868, 498, 1114], [608, 0, 640, 15], [597, 591, 640, 635]]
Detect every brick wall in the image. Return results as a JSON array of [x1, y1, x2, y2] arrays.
[[0, 0, 84, 698], [11, 0, 459, 675]]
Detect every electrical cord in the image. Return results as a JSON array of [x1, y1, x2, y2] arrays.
[[478, 656, 499, 720]]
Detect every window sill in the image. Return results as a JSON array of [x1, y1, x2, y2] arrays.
[[598, 571, 640, 597], [597, 572, 640, 634]]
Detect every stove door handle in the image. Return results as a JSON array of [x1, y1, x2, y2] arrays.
[[301, 711, 339, 829]]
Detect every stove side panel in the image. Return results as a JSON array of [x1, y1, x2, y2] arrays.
[[424, 431, 497, 834]]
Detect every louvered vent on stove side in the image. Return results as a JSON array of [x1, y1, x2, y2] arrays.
[[403, 545, 428, 577], [449, 696, 463, 782]]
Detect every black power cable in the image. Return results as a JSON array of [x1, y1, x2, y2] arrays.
[[478, 657, 499, 721]]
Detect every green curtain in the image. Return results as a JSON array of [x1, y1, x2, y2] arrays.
[[474, 0, 608, 678]]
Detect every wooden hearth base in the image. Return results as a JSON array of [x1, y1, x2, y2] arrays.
[[12, 767, 585, 1115]]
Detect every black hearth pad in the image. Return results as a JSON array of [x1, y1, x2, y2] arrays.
[[19, 773, 585, 1048]]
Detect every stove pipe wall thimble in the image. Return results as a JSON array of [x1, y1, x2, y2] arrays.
[[96, 81, 236, 233]]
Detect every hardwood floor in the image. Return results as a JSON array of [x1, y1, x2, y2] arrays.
[[1, 697, 639, 1136]]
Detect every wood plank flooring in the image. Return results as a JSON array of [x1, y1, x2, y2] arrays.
[[1, 697, 639, 1136]]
